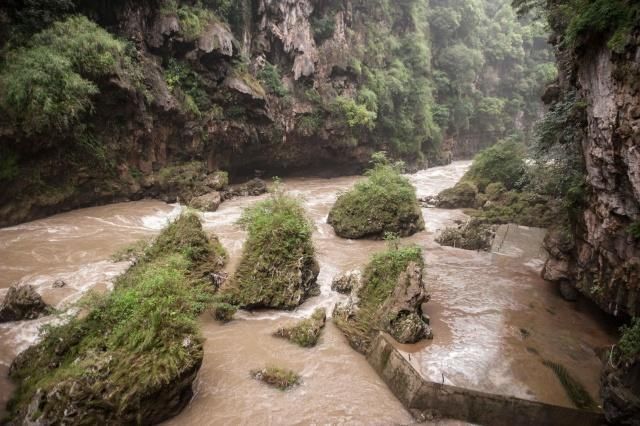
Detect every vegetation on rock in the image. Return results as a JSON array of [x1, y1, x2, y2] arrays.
[[212, 302, 237, 323], [223, 188, 319, 310], [273, 308, 327, 348], [334, 243, 430, 353], [328, 154, 424, 239], [6, 214, 227, 424], [435, 220, 494, 251], [251, 366, 301, 391]]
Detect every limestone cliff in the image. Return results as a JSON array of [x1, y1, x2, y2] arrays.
[[542, 29, 640, 319]]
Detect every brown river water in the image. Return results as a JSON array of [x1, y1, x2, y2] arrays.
[[0, 161, 617, 424]]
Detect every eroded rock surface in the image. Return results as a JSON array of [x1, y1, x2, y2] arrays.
[[0, 285, 50, 323]]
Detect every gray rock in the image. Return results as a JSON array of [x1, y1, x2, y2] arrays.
[[0, 285, 50, 322], [380, 261, 432, 344], [189, 192, 222, 212], [52, 279, 66, 288], [331, 270, 361, 294], [559, 281, 579, 302]]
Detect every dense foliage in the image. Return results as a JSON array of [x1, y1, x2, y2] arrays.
[[7, 214, 227, 423], [328, 155, 424, 239], [0, 16, 135, 137]]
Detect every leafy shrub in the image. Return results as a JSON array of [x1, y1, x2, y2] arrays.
[[629, 222, 640, 240], [312, 15, 336, 43], [0, 16, 134, 136], [436, 181, 478, 208], [464, 139, 526, 191], [333, 96, 377, 130], [619, 318, 640, 360], [0, 148, 20, 182], [257, 63, 287, 97], [175, 5, 215, 41], [328, 155, 424, 239], [224, 189, 319, 309], [164, 59, 210, 114]]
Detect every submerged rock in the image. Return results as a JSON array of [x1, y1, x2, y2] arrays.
[[274, 308, 326, 347], [331, 270, 361, 294], [0, 285, 50, 322], [52, 279, 66, 288], [222, 178, 268, 200]]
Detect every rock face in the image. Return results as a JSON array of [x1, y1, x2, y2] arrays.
[[542, 30, 640, 318], [600, 355, 640, 425], [331, 270, 361, 294], [0, 285, 50, 322], [380, 262, 433, 344]]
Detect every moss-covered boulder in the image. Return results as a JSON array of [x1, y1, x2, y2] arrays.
[[224, 190, 319, 310], [274, 308, 326, 347], [327, 161, 424, 239], [7, 214, 227, 424], [436, 181, 478, 209], [334, 245, 432, 353]]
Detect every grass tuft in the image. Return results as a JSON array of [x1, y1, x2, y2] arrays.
[[251, 366, 300, 390], [274, 308, 326, 347]]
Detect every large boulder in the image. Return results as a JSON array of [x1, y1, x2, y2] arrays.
[[189, 191, 222, 212], [380, 261, 433, 344], [0, 285, 50, 322], [436, 181, 478, 209]]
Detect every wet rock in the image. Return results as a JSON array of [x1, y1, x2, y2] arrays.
[[435, 181, 478, 209], [52, 279, 66, 288], [0, 285, 50, 322], [189, 191, 222, 212], [331, 270, 361, 294], [601, 354, 640, 424], [435, 220, 495, 251], [223, 178, 268, 199], [380, 262, 433, 344], [559, 280, 579, 302], [274, 308, 326, 347]]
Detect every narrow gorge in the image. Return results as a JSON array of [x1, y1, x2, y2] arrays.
[[0, 0, 638, 425]]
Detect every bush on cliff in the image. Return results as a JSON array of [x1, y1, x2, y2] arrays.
[[223, 188, 319, 310], [328, 154, 424, 239], [334, 244, 430, 353], [0, 15, 139, 137], [7, 214, 227, 424]]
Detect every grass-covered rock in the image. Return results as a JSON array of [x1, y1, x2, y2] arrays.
[[223, 189, 319, 310], [211, 302, 238, 323], [327, 157, 424, 239], [334, 244, 431, 353], [7, 214, 227, 424], [251, 366, 301, 390], [274, 308, 327, 347]]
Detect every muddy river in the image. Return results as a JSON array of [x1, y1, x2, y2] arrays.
[[0, 161, 617, 424]]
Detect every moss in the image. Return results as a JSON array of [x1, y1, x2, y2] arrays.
[[7, 214, 227, 423], [251, 366, 300, 390], [542, 360, 597, 410], [211, 302, 237, 323], [334, 245, 423, 353], [435, 221, 493, 251], [274, 308, 326, 348], [436, 181, 478, 209], [328, 157, 424, 239], [223, 189, 319, 310], [469, 191, 557, 228]]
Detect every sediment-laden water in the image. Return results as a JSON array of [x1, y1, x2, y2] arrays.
[[0, 161, 617, 424]]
